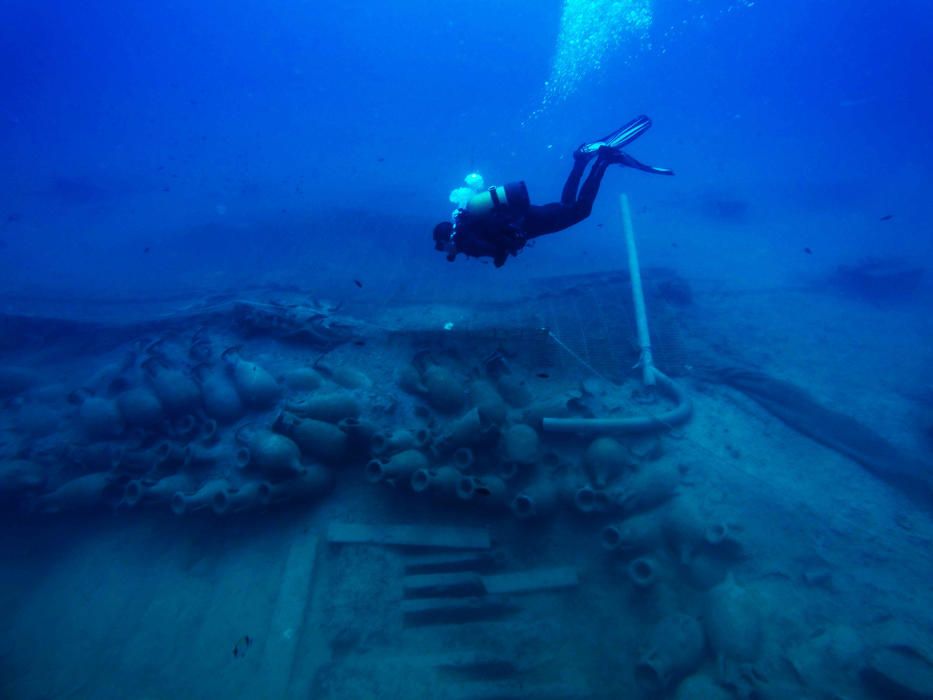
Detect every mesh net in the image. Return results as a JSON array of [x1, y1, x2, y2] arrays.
[[351, 267, 693, 384]]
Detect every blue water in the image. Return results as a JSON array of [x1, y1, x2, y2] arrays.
[[1, 1, 931, 698], [2, 0, 930, 295]]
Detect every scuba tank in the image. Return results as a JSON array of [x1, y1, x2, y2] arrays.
[[464, 181, 530, 219], [449, 174, 531, 222], [441, 174, 531, 266]]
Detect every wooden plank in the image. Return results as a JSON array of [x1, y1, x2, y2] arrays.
[[258, 534, 319, 697], [402, 572, 486, 598], [481, 567, 578, 595], [326, 522, 490, 550], [374, 651, 525, 678], [401, 595, 517, 626], [404, 550, 505, 574], [450, 681, 587, 700], [425, 651, 521, 677]]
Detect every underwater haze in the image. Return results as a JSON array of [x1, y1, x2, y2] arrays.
[[1, 1, 932, 698], [2, 0, 931, 296]]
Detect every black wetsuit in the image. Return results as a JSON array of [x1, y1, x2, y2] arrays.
[[449, 152, 615, 267]]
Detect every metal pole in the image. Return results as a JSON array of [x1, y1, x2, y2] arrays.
[[620, 193, 655, 386]]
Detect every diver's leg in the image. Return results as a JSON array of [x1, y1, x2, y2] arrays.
[[573, 156, 612, 217], [560, 151, 593, 205], [524, 153, 613, 237]]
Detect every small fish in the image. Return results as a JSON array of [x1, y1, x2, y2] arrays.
[[353, 339, 366, 346], [144, 246, 151, 254], [233, 635, 252, 658], [804, 247, 812, 255], [536, 372, 550, 379], [880, 214, 893, 221], [353, 279, 363, 288], [377, 156, 385, 163], [5, 213, 20, 223]]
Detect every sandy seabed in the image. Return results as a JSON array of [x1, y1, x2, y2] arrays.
[[1, 278, 931, 700]]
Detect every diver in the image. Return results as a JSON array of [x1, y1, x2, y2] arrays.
[[433, 115, 673, 268]]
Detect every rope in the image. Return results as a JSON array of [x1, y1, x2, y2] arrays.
[[546, 330, 613, 384]]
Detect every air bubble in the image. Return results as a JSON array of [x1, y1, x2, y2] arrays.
[[541, 0, 653, 108]]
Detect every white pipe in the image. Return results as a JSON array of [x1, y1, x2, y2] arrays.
[[541, 194, 693, 436], [542, 367, 691, 434], [621, 193, 655, 386]]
